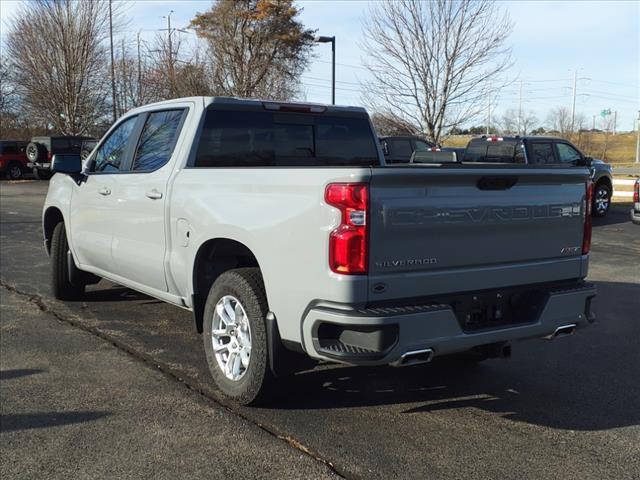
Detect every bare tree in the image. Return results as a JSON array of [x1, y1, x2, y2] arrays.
[[546, 106, 574, 136], [5, 0, 111, 135], [191, 0, 315, 100], [371, 112, 420, 136], [362, 0, 513, 144], [500, 108, 538, 135]]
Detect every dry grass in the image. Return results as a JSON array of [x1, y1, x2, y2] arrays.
[[442, 132, 639, 164]]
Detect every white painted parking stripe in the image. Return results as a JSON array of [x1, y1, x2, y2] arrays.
[[613, 179, 637, 186], [612, 191, 634, 198]]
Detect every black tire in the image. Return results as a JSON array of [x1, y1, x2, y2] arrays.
[[51, 222, 85, 300], [33, 168, 53, 180], [26, 142, 47, 163], [6, 161, 24, 180], [202, 268, 274, 405], [592, 183, 611, 217]]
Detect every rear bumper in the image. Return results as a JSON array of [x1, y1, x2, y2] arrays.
[[301, 282, 596, 365], [631, 208, 640, 225], [27, 162, 50, 169]]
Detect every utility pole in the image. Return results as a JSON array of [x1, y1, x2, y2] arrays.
[[570, 69, 577, 134], [164, 10, 175, 98], [137, 31, 142, 106], [613, 111, 617, 135], [636, 110, 640, 163], [121, 39, 128, 114], [109, 0, 117, 123], [592, 115, 595, 131], [517, 80, 523, 135]]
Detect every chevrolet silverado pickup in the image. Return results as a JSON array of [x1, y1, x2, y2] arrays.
[[43, 97, 597, 404]]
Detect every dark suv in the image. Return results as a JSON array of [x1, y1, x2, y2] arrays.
[[462, 136, 614, 217], [0, 140, 29, 180], [379, 136, 436, 163], [26, 136, 96, 180]]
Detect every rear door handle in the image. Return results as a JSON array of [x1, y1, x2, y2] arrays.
[[145, 189, 163, 200], [98, 187, 111, 196]]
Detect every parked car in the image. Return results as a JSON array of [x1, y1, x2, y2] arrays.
[[631, 178, 640, 225], [43, 97, 596, 405], [26, 135, 96, 180], [379, 135, 437, 163], [0, 140, 29, 180], [462, 136, 614, 217]]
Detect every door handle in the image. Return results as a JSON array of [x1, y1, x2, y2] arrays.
[[145, 189, 163, 200], [98, 187, 111, 196]]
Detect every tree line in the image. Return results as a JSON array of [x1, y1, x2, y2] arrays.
[[1, 0, 591, 144]]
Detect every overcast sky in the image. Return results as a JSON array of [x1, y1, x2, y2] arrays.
[[1, 0, 638, 130]]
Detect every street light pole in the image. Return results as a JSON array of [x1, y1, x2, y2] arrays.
[[636, 110, 640, 163], [314, 35, 335, 105]]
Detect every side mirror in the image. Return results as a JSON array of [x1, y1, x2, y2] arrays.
[[51, 154, 82, 174], [577, 156, 593, 167]]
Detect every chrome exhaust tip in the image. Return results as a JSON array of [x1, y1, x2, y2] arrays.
[[391, 348, 434, 367], [546, 323, 577, 340]]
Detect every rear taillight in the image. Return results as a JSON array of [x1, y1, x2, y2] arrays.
[[583, 181, 593, 255], [47, 151, 52, 161], [634, 180, 639, 203], [325, 183, 369, 274]]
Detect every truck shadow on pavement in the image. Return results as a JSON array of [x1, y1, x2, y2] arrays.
[[592, 205, 633, 226], [0, 411, 110, 432], [0, 368, 46, 380], [269, 280, 639, 432]]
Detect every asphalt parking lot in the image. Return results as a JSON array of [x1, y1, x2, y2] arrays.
[[1, 180, 639, 479]]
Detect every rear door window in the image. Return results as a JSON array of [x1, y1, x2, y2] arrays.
[[0, 143, 17, 154], [132, 110, 185, 171], [529, 142, 556, 164], [195, 110, 378, 167]]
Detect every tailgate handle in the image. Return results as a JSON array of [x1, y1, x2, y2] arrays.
[[477, 176, 518, 190]]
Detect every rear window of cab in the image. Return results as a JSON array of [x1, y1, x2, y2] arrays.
[[195, 110, 379, 167]]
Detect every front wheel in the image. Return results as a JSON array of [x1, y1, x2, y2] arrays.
[[202, 268, 274, 405], [6, 162, 24, 180], [592, 183, 611, 217], [51, 222, 85, 300]]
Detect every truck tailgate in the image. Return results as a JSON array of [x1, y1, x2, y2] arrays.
[[368, 166, 589, 300]]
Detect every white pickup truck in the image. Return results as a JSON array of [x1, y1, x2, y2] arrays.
[[43, 97, 596, 404]]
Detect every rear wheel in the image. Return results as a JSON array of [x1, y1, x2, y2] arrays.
[[51, 222, 85, 300], [592, 183, 611, 217], [202, 268, 274, 405], [33, 168, 53, 180], [6, 161, 23, 180]]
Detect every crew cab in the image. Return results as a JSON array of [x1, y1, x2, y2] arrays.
[[462, 136, 614, 217], [43, 97, 597, 404]]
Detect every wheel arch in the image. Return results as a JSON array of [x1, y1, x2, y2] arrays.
[[594, 174, 612, 191], [191, 238, 263, 333], [43, 206, 64, 255]]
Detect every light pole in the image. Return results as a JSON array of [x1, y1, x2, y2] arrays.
[[314, 35, 335, 105]]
